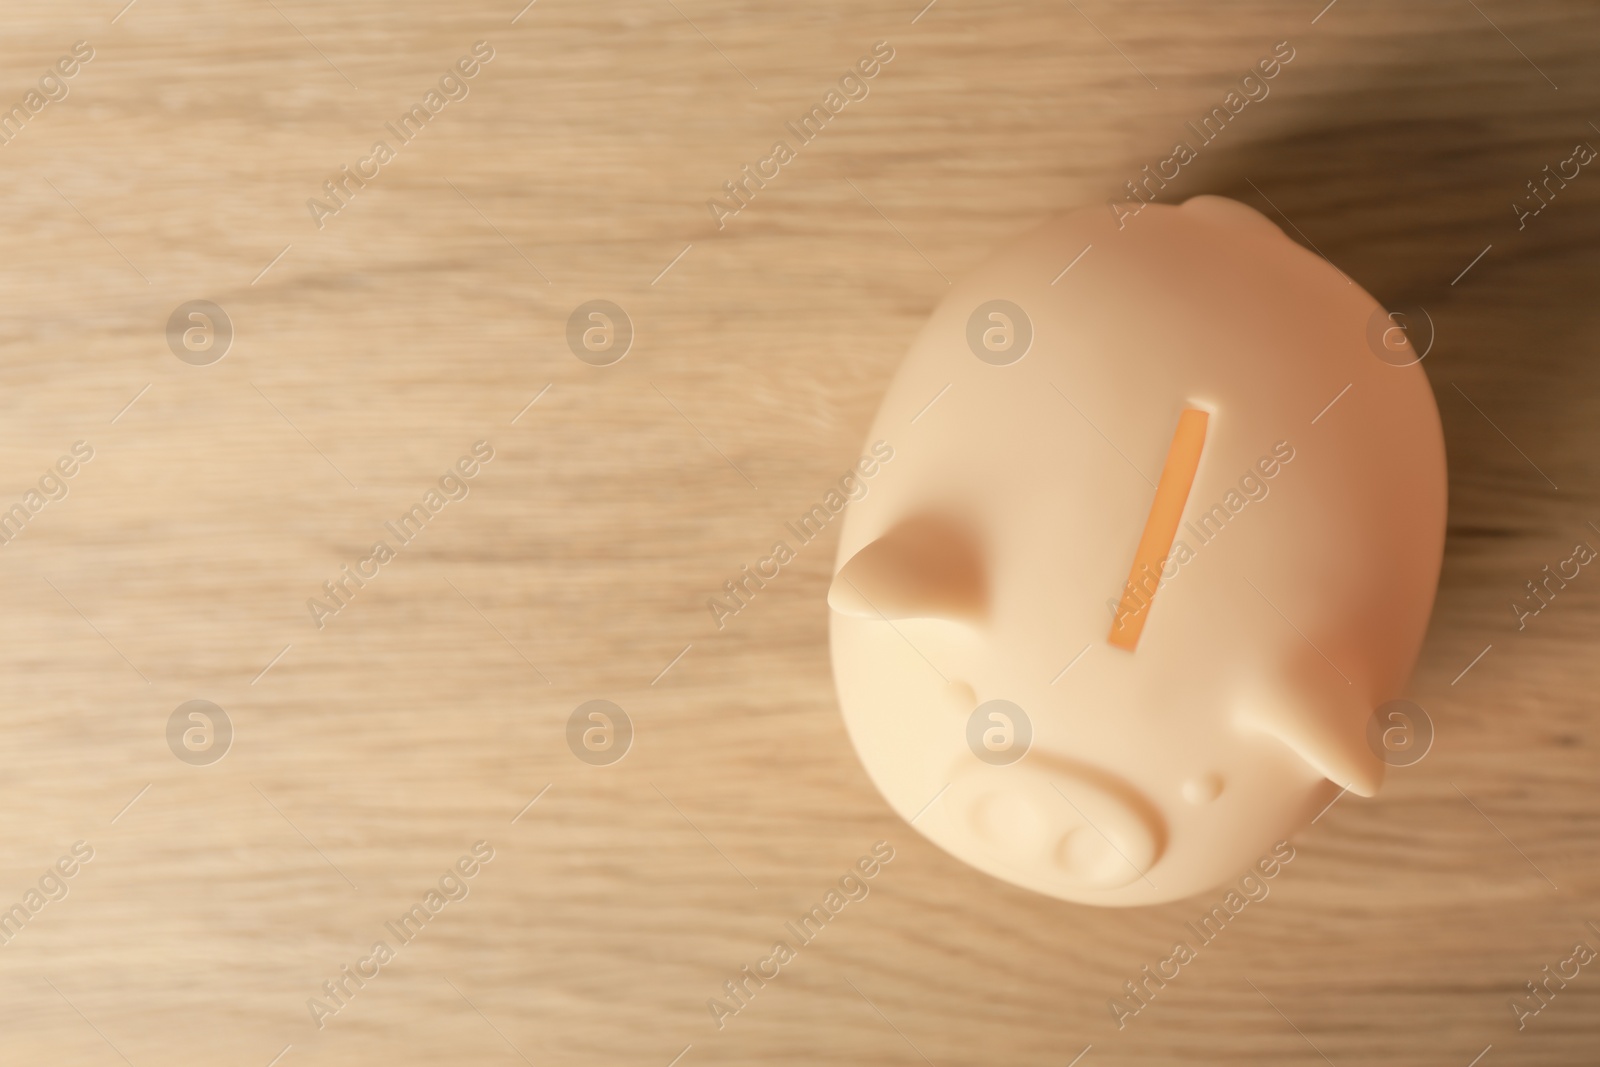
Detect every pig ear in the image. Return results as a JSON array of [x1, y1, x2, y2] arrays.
[[827, 516, 985, 622], [1236, 674, 1384, 798]]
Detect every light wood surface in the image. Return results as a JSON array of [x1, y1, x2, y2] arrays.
[[3, 1, 1599, 1064]]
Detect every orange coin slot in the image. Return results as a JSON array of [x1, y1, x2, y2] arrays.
[[1108, 408, 1209, 651]]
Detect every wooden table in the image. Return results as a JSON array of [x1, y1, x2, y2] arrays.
[[2, 0, 1598, 1063]]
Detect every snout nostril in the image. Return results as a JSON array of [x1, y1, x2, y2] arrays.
[[972, 791, 1049, 853], [1054, 827, 1129, 886]]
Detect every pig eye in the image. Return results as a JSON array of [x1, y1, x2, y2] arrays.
[[1181, 774, 1224, 805]]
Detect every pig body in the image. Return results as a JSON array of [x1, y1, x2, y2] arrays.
[[828, 196, 1446, 906]]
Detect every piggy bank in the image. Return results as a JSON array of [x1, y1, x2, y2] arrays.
[[828, 195, 1446, 906]]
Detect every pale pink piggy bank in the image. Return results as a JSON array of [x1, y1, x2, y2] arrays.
[[829, 196, 1446, 906]]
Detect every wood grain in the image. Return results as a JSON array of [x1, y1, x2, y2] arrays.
[[1, 0, 1598, 1063]]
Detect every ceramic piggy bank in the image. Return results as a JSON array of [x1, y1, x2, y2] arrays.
[[828, 195, 1446, 906]]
